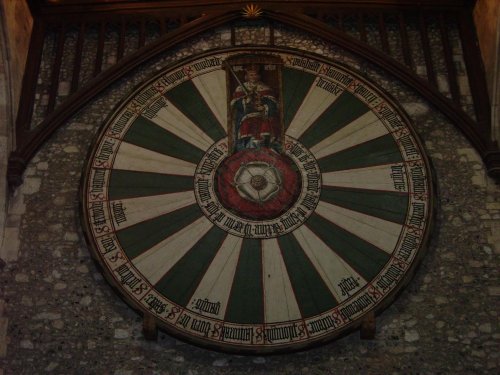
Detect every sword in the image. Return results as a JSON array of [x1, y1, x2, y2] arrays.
[[225, 61, 250, 96]]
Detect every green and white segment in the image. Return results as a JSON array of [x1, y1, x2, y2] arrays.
[[82, 49, 432, 354]]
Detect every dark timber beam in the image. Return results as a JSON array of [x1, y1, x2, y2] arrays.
[[8, 3, 498, 190]]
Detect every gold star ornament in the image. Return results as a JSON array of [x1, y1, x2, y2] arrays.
[[242, 4, 263, 18]]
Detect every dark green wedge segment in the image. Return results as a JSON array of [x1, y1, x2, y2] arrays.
[[318, 134, 403, 173], [116, 204, 202, 259], [305, 213, 390, 281], [224, 239, 264, 324], [164, 81, 226, 142], [108, 170, 193, 200], [155, 226, 227, 306], [278, 234, 339, 318], [299, 91, 369, 149], [282, 67, 318, 129], [320, 186, 408, 224], [124, 116, 205, 164]]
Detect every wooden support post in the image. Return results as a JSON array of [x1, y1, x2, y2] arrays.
[[419, 12, 437, 86], [117, 17, 126, 61], [46, 22, 66, 116], [71, 22, 85, 94], [93, 21, 106, 77], [15, 17, 46, 134], [358, 13, 367, 43], [159, 17, 167, 35], [138, 17, 146, 49], [378, 12, 390, 55], [439, 13, 460, 105], [269, 20, 275, 46], [230, 24, 235, 46], [360, 311, 376, 340], [143, 313, 158, 340], [399, 12, 414, 71]]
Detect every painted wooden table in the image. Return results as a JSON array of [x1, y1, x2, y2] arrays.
[[81, 48, 433, 353]]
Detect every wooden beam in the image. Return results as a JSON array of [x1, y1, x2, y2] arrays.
[[9, 6, 498, 190], [143, 313, 158, 340], [138, 17, 146, 49], [457, 8, 492, 137], [117, 17, 126, 60], [35, 1, 477, 17], [378, 12, 390, 54], [418, 12, 436, 86], [71, 22, 86, 93], [399, 12, 413, 70], [358, 13, 367, 43], [46, 23, 66, 116], [15, 18, 46, 136], [93, 21, 106, 76], [360, 311, 376, 339], [439, 13, 460, 105]]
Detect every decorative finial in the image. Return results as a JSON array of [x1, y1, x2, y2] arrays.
[[242, 4, 263, 18]]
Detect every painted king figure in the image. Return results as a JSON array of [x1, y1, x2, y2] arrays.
[[231, 65, 281, 151]]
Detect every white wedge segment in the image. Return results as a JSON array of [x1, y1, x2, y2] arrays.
[[315, 201, 402, 254], [187, 234, 243, 320], [111, 191, 196, 230], [262, 238, 302, 323], [192, 70, 228, 131], [132, 216, 213, 285], [149, 105, 213, 151], [113, 141, 197, 176], [322, 163, 408, 193], [310, 111, 387, 158], [286, 78, 343, 139], [293, 226, 367, 302]]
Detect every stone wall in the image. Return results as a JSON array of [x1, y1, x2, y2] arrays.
[[0, 22, 499, 375]]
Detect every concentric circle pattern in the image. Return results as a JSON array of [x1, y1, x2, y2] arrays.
[[82, 48, 433, 353]]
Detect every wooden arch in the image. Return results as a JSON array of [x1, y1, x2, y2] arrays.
[[8, 6, 499, 189]]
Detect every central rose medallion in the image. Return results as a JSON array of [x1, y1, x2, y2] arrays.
[[250, 174, 268, 190], [216, 148, 301, 220], [234, 161, 281, 203], [194, 136, 321, 238]]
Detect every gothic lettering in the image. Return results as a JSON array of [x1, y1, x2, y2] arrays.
[[376, 264, 404, 291], [319, 65, 353, 86], [316, 77, 342, 96], [338, 276, 360, 297], [142, 96, 167, 120], [193, 298, 221, 316], [144, 294, 167, 314], [409, 202, 425, 228], [410, 166, 426, 194], [264, 324, 300, 343], [109, 109, 134, 136], [398, 232, 419, 262], [399, 134, 419, 158], [339, 294, 373, 320], [390, 165, 406, 191], [112, 201, 127, 226], [192, 56, 222, 71]]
